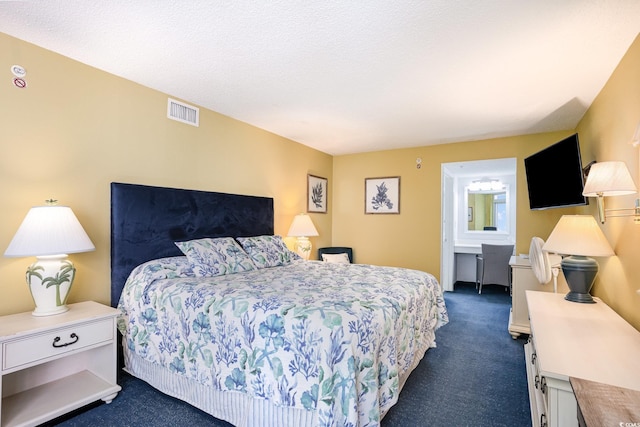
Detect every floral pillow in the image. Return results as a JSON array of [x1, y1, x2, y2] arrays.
[[236, 235, 301, 269], [131, 256, 195, 283], [175, 237, 256, 277]]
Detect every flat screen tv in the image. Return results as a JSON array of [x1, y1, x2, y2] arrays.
[[524, 134, 588, 210]]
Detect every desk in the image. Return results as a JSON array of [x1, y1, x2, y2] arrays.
[[453, 244, 481, 254], [453, 244, 481, 283], [455, 244, 516, 284]]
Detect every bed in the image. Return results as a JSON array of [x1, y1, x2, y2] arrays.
[[111, 182, 448, 427]]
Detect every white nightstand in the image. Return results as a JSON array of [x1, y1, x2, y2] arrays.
[[0, 301, 121, 427]]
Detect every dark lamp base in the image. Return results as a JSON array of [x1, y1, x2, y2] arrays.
[[564, 291, 595, 304], [561, 255, 599, 304]]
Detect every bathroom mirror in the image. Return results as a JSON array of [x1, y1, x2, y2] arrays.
[[441, 158, 517, 292], [467, 189, 508, 232]]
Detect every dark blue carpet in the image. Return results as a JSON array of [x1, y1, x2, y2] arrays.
[[46, 282, 531, 427], [381, 283, 531, 427]]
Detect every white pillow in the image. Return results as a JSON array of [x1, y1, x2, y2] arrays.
[[321, 252, 350, 264]]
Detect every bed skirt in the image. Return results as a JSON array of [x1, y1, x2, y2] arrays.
[[123, 341, 427, 427], [124, 348, 318, 427]]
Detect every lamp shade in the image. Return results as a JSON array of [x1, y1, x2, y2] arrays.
[[543, 215, 614, 303], [287, 213, 319, 237], [4, 205, 95, 257], [542, 215, 614, 257], [583, 161, 637, 197]]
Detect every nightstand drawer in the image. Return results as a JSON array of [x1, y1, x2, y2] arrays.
[[2, 318, 113, 371]]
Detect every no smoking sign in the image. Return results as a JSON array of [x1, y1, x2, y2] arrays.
[[13, 77, 27, 88]]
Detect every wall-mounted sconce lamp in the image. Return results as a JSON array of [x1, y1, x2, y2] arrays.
[[582, 161, 639, 223]]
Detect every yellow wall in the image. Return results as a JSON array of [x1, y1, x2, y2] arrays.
[[332, 131, 582, 275], [3, 30, 639, 331], [333, 34, 640, 330], [0, 33, 333, 315], [576, 34, 640, 329]]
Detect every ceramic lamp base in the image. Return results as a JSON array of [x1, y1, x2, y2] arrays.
[[295, 237, 312, 260], [27, 255, 76, 316]]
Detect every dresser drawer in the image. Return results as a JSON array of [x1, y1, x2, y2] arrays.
[[2, 318, 114, 371]]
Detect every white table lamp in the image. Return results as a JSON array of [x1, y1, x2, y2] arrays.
[[542, 215, 614, 303], [287, 213, 319, 260], [4, 202, 95, 316]]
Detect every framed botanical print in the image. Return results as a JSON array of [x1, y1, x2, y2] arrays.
[[365, 176, 400, 214], [307, 174, 328, 213]]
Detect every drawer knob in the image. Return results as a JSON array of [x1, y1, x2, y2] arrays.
[[52, 332, 79, 348]]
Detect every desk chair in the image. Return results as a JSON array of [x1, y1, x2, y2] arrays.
[[476, 244, 514, 294]]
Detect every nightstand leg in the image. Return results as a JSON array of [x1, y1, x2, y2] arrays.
[[102, 391, 119, 404]]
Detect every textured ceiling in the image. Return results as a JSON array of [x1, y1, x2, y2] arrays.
[[1, 1, 639, 155]]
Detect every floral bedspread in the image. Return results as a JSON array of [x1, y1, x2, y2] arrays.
[[117, 257, 448, 427]]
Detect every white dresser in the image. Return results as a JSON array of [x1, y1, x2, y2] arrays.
[[508, 256, 568, 339], [525, 291, 640, 427]]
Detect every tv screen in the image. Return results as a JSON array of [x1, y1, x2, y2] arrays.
[[524, 134, 588, 210]]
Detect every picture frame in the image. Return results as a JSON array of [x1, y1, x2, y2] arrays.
[[365, 176, 400, 214], [307, 174, 328, 213]]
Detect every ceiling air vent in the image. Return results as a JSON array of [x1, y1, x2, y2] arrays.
[[167, 98, 199, 127]]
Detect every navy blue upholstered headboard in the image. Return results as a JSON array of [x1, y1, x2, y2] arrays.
[[110, 182, 274, 306]]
